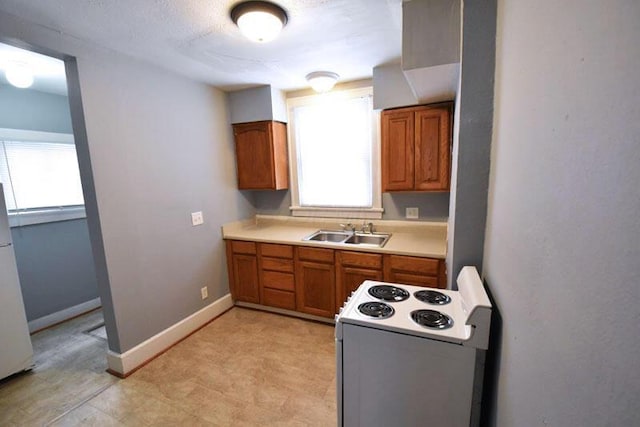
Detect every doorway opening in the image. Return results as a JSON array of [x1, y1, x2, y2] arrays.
[[0, 39, 118, 421]]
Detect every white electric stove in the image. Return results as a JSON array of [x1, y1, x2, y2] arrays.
[[335, 266, 492, 427]]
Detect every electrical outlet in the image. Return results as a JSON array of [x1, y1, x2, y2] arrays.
[[200, 286, 208, 300], [406, 207, 419, 219], [191, 211, 204, 226]]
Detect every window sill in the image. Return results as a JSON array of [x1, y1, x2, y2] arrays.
[[290, 206, 383, 219], [9, 207, 86, 227]]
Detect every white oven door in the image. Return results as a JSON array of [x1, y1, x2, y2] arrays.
[[341, 323, 477, 427]]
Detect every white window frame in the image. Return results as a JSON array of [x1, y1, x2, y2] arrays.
[[286, 87, 383, 219], [0, 128, 86, 227]]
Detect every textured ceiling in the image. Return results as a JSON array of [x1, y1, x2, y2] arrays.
[[0, 0, 403, 92]]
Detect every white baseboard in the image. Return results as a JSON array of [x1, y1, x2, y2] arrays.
[[107, 293, 233, 377], [28, 297, 102, 333], [235, 301, 334, 325]]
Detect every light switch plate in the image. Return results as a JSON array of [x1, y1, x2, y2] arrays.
[[191, 211, 204, 226], [406, 207, 419, 219]]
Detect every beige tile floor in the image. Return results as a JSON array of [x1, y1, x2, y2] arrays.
[[0, 307, 337, 426]]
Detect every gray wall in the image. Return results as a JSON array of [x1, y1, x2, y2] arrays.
[[0, 85, 72, 133], [382, 193, 448, 221], [11, 219, 98, 321], [0, 83, 100, 320], [253, 190, 449, 221], [0, 12, 255, 353], [402, 0, 460, 70], [482, 1, 640, 425], [447, 0, 496, 287], [228, 86, 274, 124], [372, 62, 417, 110], [227, 85, 287, 124]]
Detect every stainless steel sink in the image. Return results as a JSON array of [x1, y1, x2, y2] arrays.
[[302, 230, 391, 247], [344, 233, 391, 247], [303, 230, 351, 243]]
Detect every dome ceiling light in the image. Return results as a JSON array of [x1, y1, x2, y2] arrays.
[[230, 1, 288, 43], [306, 71, 339, 93], [5, 63, 34, 89]]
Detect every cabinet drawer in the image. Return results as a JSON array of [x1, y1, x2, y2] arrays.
[[262, 271, 295, 291], [230, 240, 256, 255], [296, 247, 334, 263], [338, 251, 382, 269], [389, 273, 439, 288], [386, 255, 439, 275], [262, 288, 296, 310], [261, 257, 294, 273], [260, 243, 293, 259]]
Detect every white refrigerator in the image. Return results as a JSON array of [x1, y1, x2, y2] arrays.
[[0, 183, 34, 380]]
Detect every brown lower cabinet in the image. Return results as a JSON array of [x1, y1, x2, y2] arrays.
[[225, 239, 446, 317], [383, 254, 446, 289], [294, 247, 336, 318], [335, 251, 383, 312], [225, 240, 260, 303], [258, 243, 296, 310]]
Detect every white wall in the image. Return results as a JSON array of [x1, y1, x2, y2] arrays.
[[483, 1, 640, 425], [0, 11, 255, 353]]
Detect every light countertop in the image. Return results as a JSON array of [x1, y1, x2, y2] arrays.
[[222, 215, 448, 259]]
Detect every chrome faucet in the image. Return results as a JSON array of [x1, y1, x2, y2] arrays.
[[361, 222, 375, 234], [340, 223, 356, 233]]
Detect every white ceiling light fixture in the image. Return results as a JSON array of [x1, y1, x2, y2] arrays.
[[306, 71, 339, 93], [230, 1, 288, 43], [5, 63, 34, 89]]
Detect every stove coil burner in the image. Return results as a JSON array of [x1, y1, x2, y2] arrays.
[[410, 310, 453, 329], [368, 285, 410, 302], [358, 302, 395, 319], [414, 290, 451, 305]]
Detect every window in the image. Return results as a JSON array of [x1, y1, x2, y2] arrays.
[[287, 87, 382, 218], [0, 128, 85, 226]]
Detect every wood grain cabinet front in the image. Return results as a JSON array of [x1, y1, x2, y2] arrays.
[[232, 121, 288, 190], [258, 243, 296, 310], [225, 239, 447, 315], [381, 102, 453, 192], [336, 251, 383, 312], [225, 241, 260, 303], [383, 254, 446, 289], [294, 247, 336, 318]]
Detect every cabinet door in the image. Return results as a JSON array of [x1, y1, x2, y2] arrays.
[[383, 254, 444, 289], [231, 254, 260, 303], [381, 110, 415, 191], [233, 121, 276, 189], [226, 240, 260, 303], [233, 121, 288, 190], [295, 261, 336, 318], [336, 266, 383, 312], [414, 105, 452, 191]]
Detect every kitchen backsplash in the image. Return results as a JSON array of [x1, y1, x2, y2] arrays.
[[250, 190, 449, 221]]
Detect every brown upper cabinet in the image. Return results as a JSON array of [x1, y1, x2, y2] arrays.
[[381, 102, 453, 192], [232, 121, 288, 190]]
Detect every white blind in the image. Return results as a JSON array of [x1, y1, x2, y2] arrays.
[[0, 140, 84, 211], [292, 94, 373, 208]]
